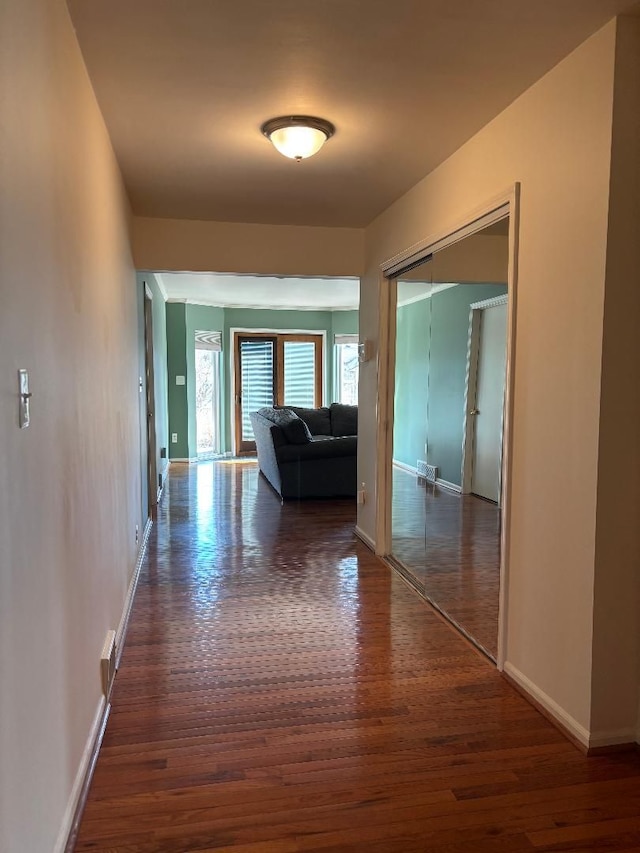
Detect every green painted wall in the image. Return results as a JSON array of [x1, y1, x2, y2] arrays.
[[166, 303, 189, 459], [393, 297, 432, 473], [394, 284, 507, 485]]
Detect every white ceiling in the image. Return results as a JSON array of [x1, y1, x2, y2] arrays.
[[67, 0, 638, 228], [156, 273, 359, 310]]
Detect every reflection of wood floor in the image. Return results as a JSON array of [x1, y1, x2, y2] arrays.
[[392, 467, 500, 658], [74, 461, 640, 851]]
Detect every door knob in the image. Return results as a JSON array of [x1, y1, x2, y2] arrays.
[[469, 409, 479, 415]]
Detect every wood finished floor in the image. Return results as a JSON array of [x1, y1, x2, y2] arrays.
[[74, 461, 640, 852], [392, 468, 500, 658]]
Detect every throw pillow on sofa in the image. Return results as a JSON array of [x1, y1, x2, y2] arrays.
[[258, 407, 312, 444], [330, 403, 358, 436], [275, 405, 332, 436]]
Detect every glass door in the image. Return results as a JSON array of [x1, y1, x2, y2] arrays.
[[234, 332, 323, 454], [195, 348, 221, 457], [235, 336, 277, 454]]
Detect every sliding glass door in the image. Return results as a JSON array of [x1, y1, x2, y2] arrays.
[[234, 332, 323, 453]]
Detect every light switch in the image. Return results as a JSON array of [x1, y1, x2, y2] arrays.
[[18, 369, 31, 429], [175, 375, 185, 386]]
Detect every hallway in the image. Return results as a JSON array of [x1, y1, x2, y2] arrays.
[[74, 461, 640, 852]]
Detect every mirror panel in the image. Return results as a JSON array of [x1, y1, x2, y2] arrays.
[[390, 220, 509, 659]]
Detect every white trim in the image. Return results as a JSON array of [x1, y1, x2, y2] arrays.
[[435, 478, 462, 493], [144, 282, 153, 300], [56, 516, 153, 852], [470, 294, 508, 310], [166, 297, 359, 311], [461, 294, 508, 497], [354, 525, 376, 552], [503, 662, 591, 749], [397, 282, 458, 307], [392, 459, 418, 476], [54, 696, 109, 853], [589, 728, 640, 749], [169, 457, 198, 463], [115, 517, 152, 666]]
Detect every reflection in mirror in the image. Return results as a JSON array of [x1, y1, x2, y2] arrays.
[[390, 219, 509, 660]]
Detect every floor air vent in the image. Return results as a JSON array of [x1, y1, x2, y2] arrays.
[[417, 460, 438, 482]]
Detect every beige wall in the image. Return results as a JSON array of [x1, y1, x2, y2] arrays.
[[591, 16, 640, 742], [358, 23, 618, 738], [133, 216, 365, 277], [0, 1, 140, 850], [400, 233, 509, 284]]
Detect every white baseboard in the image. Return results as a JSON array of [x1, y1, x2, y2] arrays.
[[588, 728, 639, 749], [116, 517, 152, 666], [436, 478, 462, 493], [504, 662, 639, 750], [57, 516, 152, 851], [503, 662, 591, 749], [169, 457, 197, 463], [354, 525, 376, 552], [54, 696, 110, 853], [392, 459, 418, 475]]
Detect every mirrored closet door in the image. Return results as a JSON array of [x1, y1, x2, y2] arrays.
[[390, 219, 510, 659]]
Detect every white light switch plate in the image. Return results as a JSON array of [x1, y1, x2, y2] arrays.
[[175, 375, 185, 385], [18, 369, 30, 429]]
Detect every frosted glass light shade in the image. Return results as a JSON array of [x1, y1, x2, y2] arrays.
[[261, 116, 335, 161], [269, 126, 327, 160]]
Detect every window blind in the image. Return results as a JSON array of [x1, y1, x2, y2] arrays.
[[283, 341, 315, 408], [334, 334, 359, 346], [240, 339, 274, 440], [195, 330, 222, 351]]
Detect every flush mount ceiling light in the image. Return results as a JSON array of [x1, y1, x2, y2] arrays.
[[261, 115, 335, 161]]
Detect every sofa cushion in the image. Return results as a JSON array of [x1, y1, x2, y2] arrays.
[[330, 403, 358, 436], [276, 405, 332, 436], [259, 407, 312, 444], [276, 434, 357, 463]]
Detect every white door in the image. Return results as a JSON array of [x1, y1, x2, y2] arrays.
[[471, 303, 507, 502]]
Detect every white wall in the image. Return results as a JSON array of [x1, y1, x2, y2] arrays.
[[0, 1, 140, 850], [590, 16, 640, 744], [133, 216, 365, 278], [358, 22, 618, 739]]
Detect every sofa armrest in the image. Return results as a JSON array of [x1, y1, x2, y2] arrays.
[[250, 411, 283, 496]]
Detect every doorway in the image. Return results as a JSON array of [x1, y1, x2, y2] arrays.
[[462, 296, 508, 503], [195, 347, 221, 458], [143, 287, 158, 521]]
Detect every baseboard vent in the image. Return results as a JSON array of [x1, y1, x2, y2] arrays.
[[100, 630, 116, 699], [417, 460, 438, 482]]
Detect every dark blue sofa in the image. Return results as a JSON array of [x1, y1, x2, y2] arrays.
[[250, 404, 357, 499]]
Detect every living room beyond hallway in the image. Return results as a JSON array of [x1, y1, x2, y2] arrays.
[[73, 460, 640, 851]]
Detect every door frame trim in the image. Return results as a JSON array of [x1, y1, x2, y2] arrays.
[[461, 294, 509, 497], [374, 184, 520, 671]]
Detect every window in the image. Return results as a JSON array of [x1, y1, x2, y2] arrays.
[[335, 334, 359, 405]]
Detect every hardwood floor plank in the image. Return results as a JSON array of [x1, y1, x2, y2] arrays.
[[73, 461, 640, 852]]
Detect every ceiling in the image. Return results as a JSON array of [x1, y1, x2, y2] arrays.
[[67, 0, 637, 228], [156, 273, 359, 310]]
